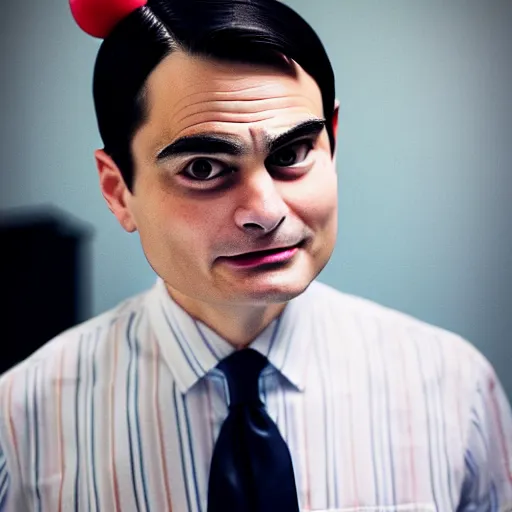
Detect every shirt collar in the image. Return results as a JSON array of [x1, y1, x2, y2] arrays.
[[146, 277, 318, 395]]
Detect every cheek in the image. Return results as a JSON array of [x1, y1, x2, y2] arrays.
[[144, 196, 224, 264], [168, 199, 225, 243], [134, 173, 231, 257], [291, 156, 338, 226]]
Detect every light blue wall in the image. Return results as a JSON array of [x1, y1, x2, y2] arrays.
[[1, 1, 511, 397]]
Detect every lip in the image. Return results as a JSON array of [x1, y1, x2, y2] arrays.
[[220, 243, 302, 269]]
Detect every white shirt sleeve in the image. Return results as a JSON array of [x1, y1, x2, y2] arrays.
[[458, 355, 512, 511]]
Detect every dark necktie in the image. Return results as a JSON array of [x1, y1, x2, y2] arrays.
[[207, 348, 300, 512]]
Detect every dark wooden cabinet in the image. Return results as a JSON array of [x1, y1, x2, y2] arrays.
[[0, 207, 92, 374]]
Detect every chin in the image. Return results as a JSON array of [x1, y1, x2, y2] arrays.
[[214, 249, 329, 305], [242, 287, 308, 304], [226, 269, 316, 305]]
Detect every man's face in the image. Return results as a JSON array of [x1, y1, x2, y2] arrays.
[[124, 51, 338, 306]]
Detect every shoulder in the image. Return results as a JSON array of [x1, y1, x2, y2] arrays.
[[306, 279, 490, 375], [306, 281, 504, 436], [0, 284, 157, 494], [0, 286, 151, 423]]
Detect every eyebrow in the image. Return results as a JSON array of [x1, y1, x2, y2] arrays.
[[156, 135, 244, 161], [267, 118, 326, 153], [156, 118, 326, 162]]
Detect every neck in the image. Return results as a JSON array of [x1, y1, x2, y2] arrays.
[[164, 284, 287, 349]]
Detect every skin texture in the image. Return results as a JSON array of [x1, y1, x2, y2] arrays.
[[96, 51, 339, 347]]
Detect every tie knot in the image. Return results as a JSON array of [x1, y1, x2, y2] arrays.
[[217, 349, 268, 408]]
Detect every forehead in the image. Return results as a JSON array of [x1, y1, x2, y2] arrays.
[[138, 51, 324, 149]]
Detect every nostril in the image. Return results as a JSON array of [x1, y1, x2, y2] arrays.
[[243, 223, 265, 230]]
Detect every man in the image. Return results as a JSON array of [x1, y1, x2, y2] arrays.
[[0, 0, 511, 510]]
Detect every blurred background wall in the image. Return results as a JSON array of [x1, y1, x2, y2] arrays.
[[0, 1, 511, 396]]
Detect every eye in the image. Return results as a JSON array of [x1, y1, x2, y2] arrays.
[[182, 158, 234, 181], [267, 140, 314, 168]]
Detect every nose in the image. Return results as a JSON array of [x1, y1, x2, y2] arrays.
[[234, 168, 288, 235]]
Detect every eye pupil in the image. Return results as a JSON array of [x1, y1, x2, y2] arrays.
[[191, 159, 213, 178], [276, 148, 296, 166]]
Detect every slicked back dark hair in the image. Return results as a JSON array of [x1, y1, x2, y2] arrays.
[[93, 0, 336, 191]]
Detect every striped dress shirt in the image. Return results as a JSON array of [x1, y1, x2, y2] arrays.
[[0, 277, 511, 512]]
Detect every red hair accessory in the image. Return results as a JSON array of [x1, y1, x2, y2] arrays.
[[70, 0, 148, 38]]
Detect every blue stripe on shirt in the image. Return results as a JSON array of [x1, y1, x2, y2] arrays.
[[134, 319, 151, 512], [91, 330, 100, 512], [0, 446, 8, 509], [126, 313, 142, 512], [173, 381, 193, 512], [33, 367, 41, 512], [413, 332, 439, 511], [161, 305, 203, 377], [183, 392, 202, 512], [74, 336, 84, 512], [436, 338, 455, 509], [358, 315, 379, 504], [379, 322, 397, 505]]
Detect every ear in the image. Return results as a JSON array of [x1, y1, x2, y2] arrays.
[[95, 149, 137, 233], [332, 99, 340, 146]]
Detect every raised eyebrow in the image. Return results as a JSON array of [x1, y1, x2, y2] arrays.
[[156, 135, 246, 161], [156, 118, 327, 162], [267, 118, 326, 153]]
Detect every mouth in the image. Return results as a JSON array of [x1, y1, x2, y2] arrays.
[[220, 241, 305, 268]]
